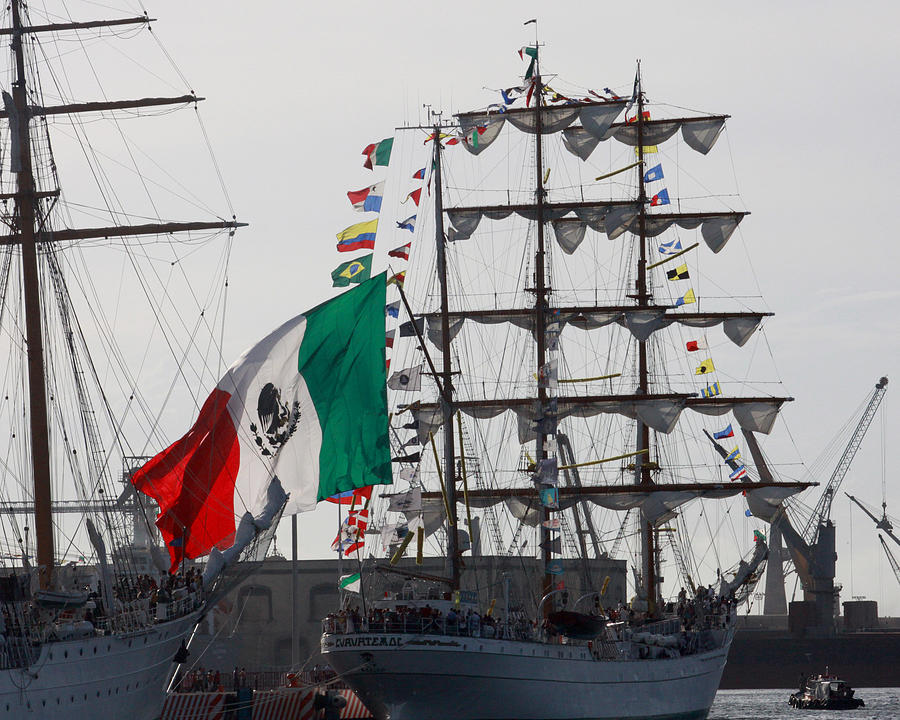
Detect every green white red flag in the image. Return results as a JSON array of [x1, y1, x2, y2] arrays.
[[132, 274, 392, 570]]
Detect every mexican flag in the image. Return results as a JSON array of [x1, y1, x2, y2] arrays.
[[362, 137, 393, 170], [132, 274, 391, 570], [339, 572, 361, 594]]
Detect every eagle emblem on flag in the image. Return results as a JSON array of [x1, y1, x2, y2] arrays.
[[249, 382, 300, 457]]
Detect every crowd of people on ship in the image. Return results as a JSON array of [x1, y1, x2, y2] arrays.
[[671, 585, 736, 630], [324, 604, 532, 640], [0, 567, 201, 670], [174, 667, 225, 692], [324, 584, 737, 643], [83, 567, 204, 624], [0, 567, 207, 641]]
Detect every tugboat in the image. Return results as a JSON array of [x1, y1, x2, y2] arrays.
[[789, 670, 865, 710]]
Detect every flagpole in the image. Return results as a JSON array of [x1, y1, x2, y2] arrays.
[[357, 495, 370, 617], [291, 514, 299, 667], [337, 500, 344, 605]]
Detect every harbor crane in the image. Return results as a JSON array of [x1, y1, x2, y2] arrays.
[[801, 377, 889, 546], [724, 376, 888, 628], [878, 536, 900, 589], [845, 492, 899, 549]]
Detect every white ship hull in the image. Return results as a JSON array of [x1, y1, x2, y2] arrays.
[[323, 630, 733, 720], [0, 610, 198, 720]]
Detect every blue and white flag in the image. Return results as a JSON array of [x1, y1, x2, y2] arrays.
[[643, 163, 664, 183], [658, 239, 682, 255], [396, 214, 416, 233]]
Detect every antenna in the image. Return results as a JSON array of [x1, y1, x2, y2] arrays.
[[524, 18, 539, 63]]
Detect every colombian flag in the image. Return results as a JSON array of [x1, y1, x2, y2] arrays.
[[336, 220, 378, 253]]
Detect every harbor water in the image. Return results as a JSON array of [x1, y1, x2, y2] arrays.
[[708, 688, 900, 719]]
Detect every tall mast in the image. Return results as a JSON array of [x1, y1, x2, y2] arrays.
[[531, 49, 553, 601], [11, 0, 55, 589], [433, 119, 460, 590], [632, 62, 658, 615], [3, 6, 241, 590]]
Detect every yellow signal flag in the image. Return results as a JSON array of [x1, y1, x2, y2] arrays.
[[425, 131, 452, 143], [666, 264, 689, 281], [634, 145, 658, 156], [695, 358, 716, 375], [675, 288, 696, 307], [601, 575, 611, 596], [701, 382, 722, 398]]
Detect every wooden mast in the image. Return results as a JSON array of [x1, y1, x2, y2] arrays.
[[0, 15, 152, 36], [433, 118, 460, 590], [632, 62, 659, 616], [529, 47, 554, 603], [5, 4, 242, 589], [11, 0, 55, 589]]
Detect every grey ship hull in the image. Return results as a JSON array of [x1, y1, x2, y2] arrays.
[[323, 630, 733, 720]]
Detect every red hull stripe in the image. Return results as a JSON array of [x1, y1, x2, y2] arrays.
[[338, 689, 374, 718], [161, 692, 225, 719]]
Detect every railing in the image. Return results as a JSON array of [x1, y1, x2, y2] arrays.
[[0, 588, 205, 671], [173, 668, 353, 693], [323, 614, 536, 642], [638, 617, 682, 636], [167, 590, 204, 620], [93, 590, 202, 633]]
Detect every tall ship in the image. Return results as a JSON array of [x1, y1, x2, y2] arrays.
[[0, 3, 274, 718], [321, 37, 815, 720]]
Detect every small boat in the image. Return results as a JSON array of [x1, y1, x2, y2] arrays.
[[789, 671, 865, 710]]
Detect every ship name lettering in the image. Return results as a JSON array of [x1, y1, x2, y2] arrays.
[[334, 636, 401, 648]]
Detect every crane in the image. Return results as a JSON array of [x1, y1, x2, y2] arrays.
[[730, 376, 888, 624], [801, 376, 888, 546], [845, 493, 900, 548], [878, 535, 900, 589]]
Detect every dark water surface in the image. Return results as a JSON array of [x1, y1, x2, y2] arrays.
[[708, 688, 900, 720]]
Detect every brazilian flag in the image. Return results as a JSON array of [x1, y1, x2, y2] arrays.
[[332, 254, 372, 287]]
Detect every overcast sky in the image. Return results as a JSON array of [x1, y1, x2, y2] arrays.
[[157, 1, 899, 613], [14, 1, 899, 614]]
